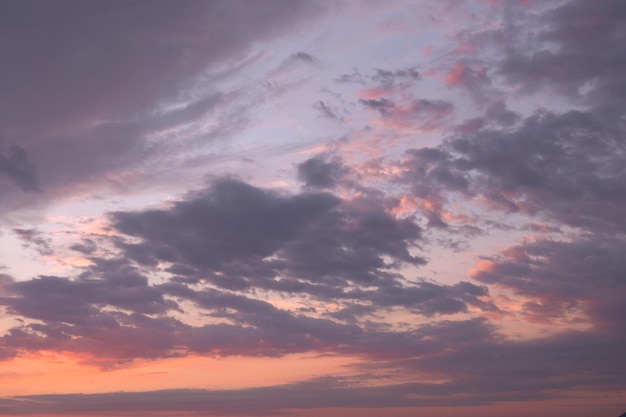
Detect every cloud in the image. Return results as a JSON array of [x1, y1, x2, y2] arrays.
[[361, 98, 454, 131], [69, 238, 98, 255], [2, 318, 624, 415], [12, 228, 53, 256], [0, 145, 39, 192], [0, 269, 492, 363], [336, 67, 420, 101], [0, 0, 326, 136], [400, 108, 626, 233], [359, 98, 396, 116], [291, 51, 320, 65], [0, 380, 494, 416], [371, 67, 420, 88], [336, 67, 419, 88], [110, 178, 427, 290], [494, 0, 626, 110], [3, 264, 177, 323], [2, 1, 626, 412], [472, 235, 626, 332], [335, 68, 365, 85], [297, 154, 348, 188], [0, 0, 330, 215], [313, 100, 344, 122], [111, 178, 341, 279], [0, 177, 498, 364], [443, 62, 490, 102], [484, 101, 520, 127], [111, 178, 490, 318]]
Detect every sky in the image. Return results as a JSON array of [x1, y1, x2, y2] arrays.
[[0, 0, 625, 416]]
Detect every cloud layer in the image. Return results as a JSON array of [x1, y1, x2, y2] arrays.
[[0, 1, 625, 416]]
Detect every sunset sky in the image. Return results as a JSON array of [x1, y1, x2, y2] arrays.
[[1, 0, 625, 416]]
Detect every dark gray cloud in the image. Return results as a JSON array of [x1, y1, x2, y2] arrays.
[[401, 108, 626, 232], [451, 109, 626, 230], [485, 101, 520, 127], [393, 326, 626, 405], [2, 319, 624, 415], [297, 154, 348, 188], [472, 235, 626, 332], [0, 0, 325, 135], [359, 98, 396, 116], [111, 178, 490, 316], [0, 0, 329, 214], [3, 267, 176, 324], [111, 178, 425, 290], [109, 178, 496, 319], [0, 269, 492, 364], [0, 261, 184, 362], [0, 254, 623, 407], [0, 379, 497, 416], [2, 1, 626, 412], [111, 178, 340, 279], [291, 51, 319, 65], [0, 177, 498, 364], [398, 147, 469, 229], [0, 374, 533, 416], [69, 238, 97, 255], [0, 145, 39, 192], [494, 0, 626, 111]]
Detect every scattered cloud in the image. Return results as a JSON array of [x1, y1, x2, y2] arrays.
[[1, 1, 625, 416]]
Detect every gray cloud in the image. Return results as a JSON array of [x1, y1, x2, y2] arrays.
[[361, 98, 454, 131], [0, 0, 330, 215], [495, 0, 626, 110], [111, 178, 426, 290], [69, 238, 97, 255], [2, 319, 624, 415], [0, 177, 498, 365], [335, 68, 365, 84], [291, 51, 319, 65], [472, 235, 626, 332], [0, 0, 326, 136], [4, 266, 177, 324], [371, 67, 420, 88], [0, 268, 493, 364], [401, 108, 626, 233], [111, 178, 489, 317], [12, 228, 52, 257], [111, 178, 341, 279], [2, 1, 626, 413], [297, 154, 348, 188], [313, 100, 343, 121], [0, 145, 39, 192], [336, 66, 419, 89], [359, 98, 396, 115]]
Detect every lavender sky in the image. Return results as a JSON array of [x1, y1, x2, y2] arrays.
[[0, 1, 625, 416]]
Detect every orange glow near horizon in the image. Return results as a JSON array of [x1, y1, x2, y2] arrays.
[[0, 351, 362, 397]]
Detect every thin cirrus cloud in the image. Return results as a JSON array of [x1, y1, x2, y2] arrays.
[[0, 0, 329, 212], [0, 1, 625, 417]]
